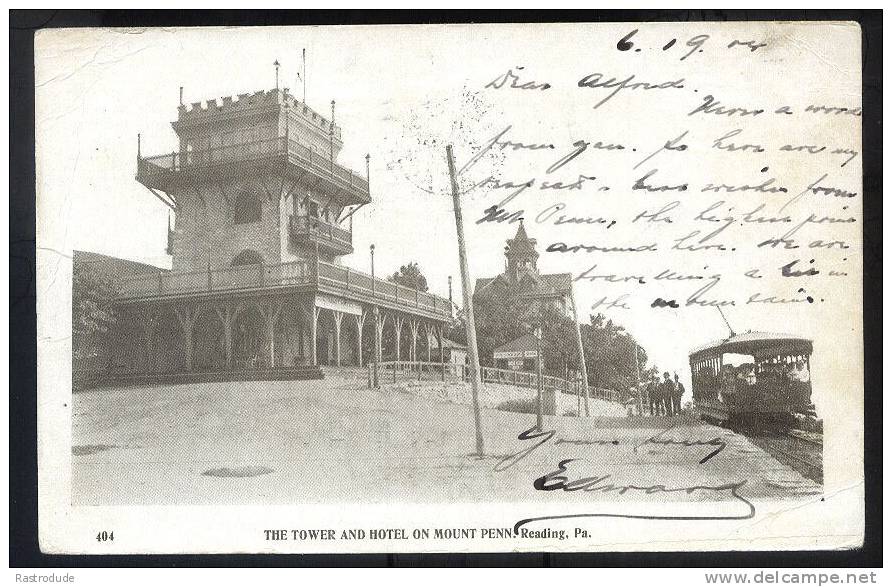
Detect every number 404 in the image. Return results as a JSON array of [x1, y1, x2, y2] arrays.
[[96, 530, 114, 542]]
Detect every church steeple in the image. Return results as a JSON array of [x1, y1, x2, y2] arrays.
[[504, 220, 539, 279]]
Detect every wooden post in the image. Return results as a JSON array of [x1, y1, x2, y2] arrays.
[[174, 306, 199, 372], [410, 320, 419, 380], [393, 316, 403, 381], [438, 326, 446, 382], [333, 311, 343, 367], [258, 300, 283, 368], [214, 303, 241, 370], [373, 308, 382, 388], [355, 312, 365, 367], [141, 308, 159, 374], [446, 145, 484, 456], [570, 287, 591, 417], [309, 301, 318, 366], [535, 327, 543, 431], [425, 323, 432, 364]]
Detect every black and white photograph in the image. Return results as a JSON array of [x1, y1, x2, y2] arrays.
[[27, 18, 869, 557]]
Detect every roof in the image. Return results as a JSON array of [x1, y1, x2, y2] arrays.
[[689, 331, 813, 359], [475, 272, 572, 298], [493, 333, 538, 355], [505, 221, 538, 260], [474, 276, 496, 293], [535, 272, 573, 293]]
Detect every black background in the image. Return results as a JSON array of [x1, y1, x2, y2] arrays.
[[9, 9, 882, 568]]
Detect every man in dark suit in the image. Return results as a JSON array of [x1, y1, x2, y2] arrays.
[[673, 372, 686, 416], [662, 371, 675, 416], [647, 375, 660, 416]]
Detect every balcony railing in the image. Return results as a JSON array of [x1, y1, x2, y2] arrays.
[[118, 261, 312, 298], [289, 215, 352, 253], [137, 135, 369, 196], [315, 262, 450, 317], [117, 259, 452, 319]]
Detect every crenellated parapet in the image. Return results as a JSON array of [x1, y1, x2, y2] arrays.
[[175, 88, 342, 140]]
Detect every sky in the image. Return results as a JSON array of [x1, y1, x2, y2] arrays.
[[36, 23, 862, 417]]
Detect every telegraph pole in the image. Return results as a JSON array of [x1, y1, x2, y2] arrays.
[[569, 286, 590, 417], [534, 326, 543, 431], [371, 244, 379, 388], [632, 339, 642, 415], [446, 145, 484, 456]]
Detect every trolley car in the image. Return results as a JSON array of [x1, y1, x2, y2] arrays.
[[689, 332, 815, 425]]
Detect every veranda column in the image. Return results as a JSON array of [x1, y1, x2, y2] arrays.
[[174, 305, 200, 372], [259, 299, 284, 368], [310, 302, 319, 366], [140, 307, 159, 374], [214, 302, 242, 370], [332, 310, 343, 367], [409, 319, 419, 378], [373, 310, 386, 387], [438, 325, 446, 381], [393, 315, 404, 378], [354, 312, 366, 367]]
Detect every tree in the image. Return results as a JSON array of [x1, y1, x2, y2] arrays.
[[72, 261, 120, 373], [387, 261, 428, 292], [580, 313, 651, 392], [470, 277, 651, 391], [471, 280, 579, 374]]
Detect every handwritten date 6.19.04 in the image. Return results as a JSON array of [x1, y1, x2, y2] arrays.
[[615, 28, 766, 60]]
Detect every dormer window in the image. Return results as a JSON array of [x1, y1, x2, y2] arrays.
[[234, 191, 261, 224]]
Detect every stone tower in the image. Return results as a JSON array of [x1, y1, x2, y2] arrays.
[[137, 88, 369, 274]]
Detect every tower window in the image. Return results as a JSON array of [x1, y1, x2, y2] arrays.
[[234, 191, 262, 224]]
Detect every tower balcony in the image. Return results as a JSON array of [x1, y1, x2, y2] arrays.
[[136, 135, 371, 206], [289, 214, 353, 256]]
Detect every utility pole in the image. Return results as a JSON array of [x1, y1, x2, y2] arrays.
[[371, 244, 379, 388], [534, 326, 543, 431], [446, 145, 484, 456], [569, 287, 590, 417]]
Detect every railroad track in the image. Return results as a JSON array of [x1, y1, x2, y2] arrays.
[[747, 429, 823, 485]]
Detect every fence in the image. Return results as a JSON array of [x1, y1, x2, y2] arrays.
[[367, 360, 625, 404]]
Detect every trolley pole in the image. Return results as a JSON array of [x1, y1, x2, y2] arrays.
[[446, 145, 485, 457], [570, 287, 590, 417]]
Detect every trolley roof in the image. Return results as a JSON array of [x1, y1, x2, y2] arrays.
[[689, 331, 813, 360]]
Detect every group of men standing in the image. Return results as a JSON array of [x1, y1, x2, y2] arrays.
[[644, 372, 686, 416]]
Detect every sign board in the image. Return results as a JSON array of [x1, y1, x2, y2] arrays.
[[493, 350, 538, 360]]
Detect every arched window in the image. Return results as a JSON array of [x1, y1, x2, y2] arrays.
[[234, 191, 262, 224], [231, 249, 264, 266]]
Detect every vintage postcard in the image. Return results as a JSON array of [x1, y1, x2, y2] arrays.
[[35, 21, 863, 554]]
